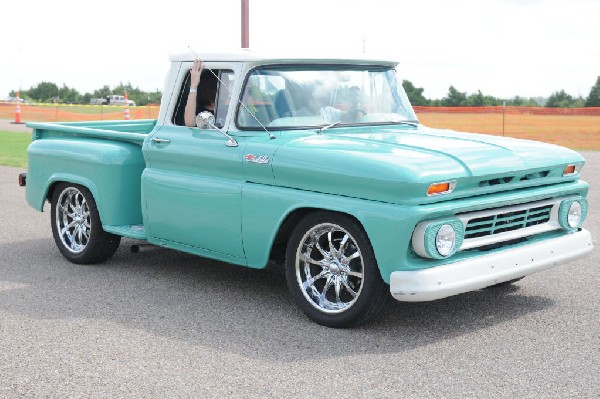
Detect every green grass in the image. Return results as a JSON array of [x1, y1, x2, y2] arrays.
[[0, 131, 31, 167]]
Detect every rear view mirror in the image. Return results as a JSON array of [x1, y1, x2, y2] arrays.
[[196, 111, 216, 129], [195, 110, 238, 147]]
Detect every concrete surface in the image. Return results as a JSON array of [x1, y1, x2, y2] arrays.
[[0, 152, 598, 398], [0, 118, 31, 133]]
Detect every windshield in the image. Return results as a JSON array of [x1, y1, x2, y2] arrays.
[[236, 66, 418, 130]]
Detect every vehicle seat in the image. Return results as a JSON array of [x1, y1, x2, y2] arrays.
[[274, 90, 294, 118]]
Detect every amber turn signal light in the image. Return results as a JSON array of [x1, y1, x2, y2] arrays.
[[427, 181, 455, 196], [563, 165, 577, 176]]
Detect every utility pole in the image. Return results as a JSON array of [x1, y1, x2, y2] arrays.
[[241, 0, 249, 48], [362, 32, 366, 53]]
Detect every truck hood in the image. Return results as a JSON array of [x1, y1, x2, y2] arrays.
[[271, 125, 585, 204]]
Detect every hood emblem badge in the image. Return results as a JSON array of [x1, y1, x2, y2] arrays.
[[244, 154, 270, 164]]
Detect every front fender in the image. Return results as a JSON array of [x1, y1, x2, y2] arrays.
[[241, 183, 414, 283]]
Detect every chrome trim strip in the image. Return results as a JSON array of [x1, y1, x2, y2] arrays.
[[457, 197, 565, 250], [412, 196, 581, 256]]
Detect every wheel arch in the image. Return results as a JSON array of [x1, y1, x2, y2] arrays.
[[243, 185, 412, 283], [268, 207, 369, 267], [45, 175, 103, 222]]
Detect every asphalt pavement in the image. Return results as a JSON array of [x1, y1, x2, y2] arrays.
[[0, 119, 30, 133], [0, 149, 598, 398]]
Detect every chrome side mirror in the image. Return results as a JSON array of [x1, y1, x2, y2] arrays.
[[195, 111, 238, 147], [196, 111, 216, 129]]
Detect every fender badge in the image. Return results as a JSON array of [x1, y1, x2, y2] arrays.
[[244, 154, 270, 164]]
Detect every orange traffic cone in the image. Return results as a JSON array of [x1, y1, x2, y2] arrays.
[[12, 92, 24, 124], [123, 92, 130, 120]]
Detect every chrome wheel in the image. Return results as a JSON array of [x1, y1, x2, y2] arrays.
[[55, 187, 91, 254], [295, 223, 364, 314], [286, 212, 391, 327], [51, 183, 120, 264]]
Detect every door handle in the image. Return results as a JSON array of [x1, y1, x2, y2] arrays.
[[151, 137, 171, 144]]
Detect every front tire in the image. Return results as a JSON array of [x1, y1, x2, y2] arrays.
[[51, 183, 120, 264], [285, 212, 391, 328]]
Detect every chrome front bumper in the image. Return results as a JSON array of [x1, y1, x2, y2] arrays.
[[390, 229, 593, 302]]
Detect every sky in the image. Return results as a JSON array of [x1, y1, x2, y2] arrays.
[[2, 0, 599, 101]]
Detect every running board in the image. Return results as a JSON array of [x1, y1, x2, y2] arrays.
[[103, 224, 147, 240]]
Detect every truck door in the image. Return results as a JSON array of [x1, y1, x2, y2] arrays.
[[142, 66, 247, 263], [142, 129, 245, 261]]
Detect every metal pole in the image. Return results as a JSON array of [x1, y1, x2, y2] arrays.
[[241, 0, 249, 48], [362, 32, 366, 53]]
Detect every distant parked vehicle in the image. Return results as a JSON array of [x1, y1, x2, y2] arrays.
[[90, 98, 107, 105], [4, 96, 27, 103], [90, 95, 136, 106]]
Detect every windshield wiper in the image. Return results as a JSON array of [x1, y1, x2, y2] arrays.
[[396, 120, 419, 127], [316, 121, 341, 134]]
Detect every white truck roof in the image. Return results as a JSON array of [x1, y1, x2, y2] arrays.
[[169, 49, 399, 67]]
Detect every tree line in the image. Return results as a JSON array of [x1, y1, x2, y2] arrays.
[[10, 82, 162, 106], [403, 76, 600, 108], [10, 76, 600, 108]]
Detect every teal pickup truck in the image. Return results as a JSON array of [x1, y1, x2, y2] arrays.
[[21, 51, 593, 327]]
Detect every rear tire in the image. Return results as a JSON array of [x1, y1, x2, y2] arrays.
[[50, 183, 120, 264], [285, 211, 391, 328]]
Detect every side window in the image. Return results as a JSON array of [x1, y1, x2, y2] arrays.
[[172, 72, 192, 126], [215, 71, 235, 128], [172, 68, 235, 127]]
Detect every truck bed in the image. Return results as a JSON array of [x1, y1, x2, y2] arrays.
[[25, 119, 155, 228], [26, 119, 157, 145]]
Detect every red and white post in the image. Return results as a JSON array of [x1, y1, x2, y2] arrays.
[[12, 91, 23, 124]]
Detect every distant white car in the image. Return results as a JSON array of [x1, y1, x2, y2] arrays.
[[4, 97, 26, 103], [90, 95, 136, 106]]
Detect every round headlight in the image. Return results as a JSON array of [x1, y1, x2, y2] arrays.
[[436, 224, 456, 257], [567, 201, 582, 228]]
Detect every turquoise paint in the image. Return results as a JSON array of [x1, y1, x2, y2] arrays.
[[27, 136, 146, 226], [141, 125, 275, 259], [272, 126, 585, 205], [240, 177, 588, 282], [28, 120, 155, 144], [142, 168, 245, 258], [23, 92, 591, 284], [558, 197, 588, 230], [103, 225, 147, 240], [424, 219, 465, 259]]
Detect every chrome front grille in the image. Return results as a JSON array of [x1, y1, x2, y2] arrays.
[[464, 204, 553, 239], [477, 170, 550, 187], [457, 198, 563, 251]]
